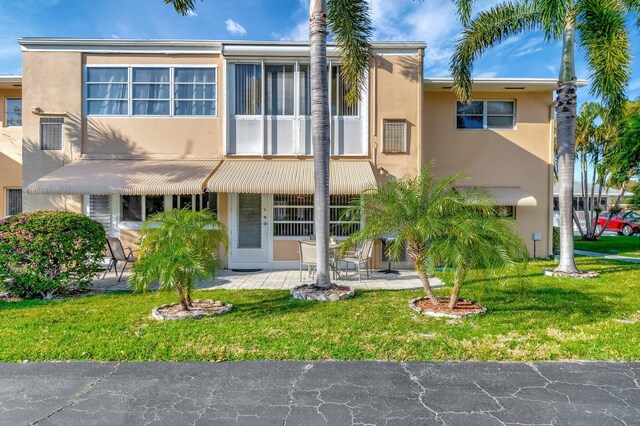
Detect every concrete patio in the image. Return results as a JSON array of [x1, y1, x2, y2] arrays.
[[92, 268, 443, 292]]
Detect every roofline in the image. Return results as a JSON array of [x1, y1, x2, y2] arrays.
[[424, 77, 589, 90], [18, 38, 426, 55], [0, 75, 22, 83]]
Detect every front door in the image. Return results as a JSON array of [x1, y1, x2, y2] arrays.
[[229, 193, 270, 268]]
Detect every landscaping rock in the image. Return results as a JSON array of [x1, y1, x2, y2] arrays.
[[409, 296, 486, 319], [151, 299, 233, 321], [542, 269, 600, 278], [290, 284, 355, 302]]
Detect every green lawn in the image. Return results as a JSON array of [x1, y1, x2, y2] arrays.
[[1, 257, 639, 362], [574, 235, 640, 258]]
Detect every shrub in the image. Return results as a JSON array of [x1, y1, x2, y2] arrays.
[[0, 211, 107, 299], [552, 226, 560, 255]]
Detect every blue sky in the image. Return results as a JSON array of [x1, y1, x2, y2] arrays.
[[0, 0, 638, 103]]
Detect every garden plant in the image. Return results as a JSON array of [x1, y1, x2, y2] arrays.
[[0, 211, 106, 299]]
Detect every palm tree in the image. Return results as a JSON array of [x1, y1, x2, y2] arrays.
[[131, 208, 228, 311], [165, 0, 372, 289], [343, 163, 495, 300], [428, 210, 528, 309], [450, 0, 637, 274]]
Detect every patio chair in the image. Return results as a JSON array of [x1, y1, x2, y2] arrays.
[[297, 240, 317, 281], [103, 236, 137, 282], [342, 240, 374, 282]]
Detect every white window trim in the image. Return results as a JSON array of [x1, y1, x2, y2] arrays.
[[4, 97, 22, 128], [455, 99, 516, 131], [84, 64, 218, 118]]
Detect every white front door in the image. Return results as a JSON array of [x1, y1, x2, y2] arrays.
[[229, 193, 270, 268]]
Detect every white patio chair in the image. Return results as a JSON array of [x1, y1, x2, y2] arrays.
[[342, 240, 374, 282], [297, 240, 317, 281]]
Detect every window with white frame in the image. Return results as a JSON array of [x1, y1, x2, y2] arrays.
[[174, 68, 217, 116], [299, 64, 311, 115], [86, 67, 129, 115], [5, 188, 22, 216], [40, 118, 64, 150], [331, 66, 358, 116], [85, 66, 217, 117], [235, 64, 262, 116], [172, 192, 218, 216], [121, 195, 165, 222], [132, 68, 170, 116], [5, 98, 22, 127], [456, 100, 515, 130], [265, 65, 294, 116], [382, 119, 408, 153], [272, 194, 360, 238], [89, 195, 111, 230]]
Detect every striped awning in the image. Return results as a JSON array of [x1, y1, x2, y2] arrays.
[[26, 160, 219, 195], [207, 160, 378, 194], [477, 186, 537, 206]]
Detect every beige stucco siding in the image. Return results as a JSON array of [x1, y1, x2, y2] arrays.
[[423, 90, 554, 257], [22, 51, 83, 212], [0, 88, 23, 218], [370, 53, 422, 180]]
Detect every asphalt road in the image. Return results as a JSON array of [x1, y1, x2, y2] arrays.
[[1, 361, 638, 425]]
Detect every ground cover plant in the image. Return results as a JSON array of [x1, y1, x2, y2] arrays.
[[1, 257, 638, 362], [574, 235, 640, 258], [0, 211, 106, 299]]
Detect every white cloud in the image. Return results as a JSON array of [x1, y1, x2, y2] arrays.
[[186, 10, 198, 17], [111, 34, 120, 39], [476, 71, 498, 78], [629, 79, 640, 91], [279, 20, 308, 41], [225, 19, 247, 36]]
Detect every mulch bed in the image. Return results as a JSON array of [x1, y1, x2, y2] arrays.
[[291, 284, 355, 301], [152, 299, 233, 320], [409, 296, 486, 318]]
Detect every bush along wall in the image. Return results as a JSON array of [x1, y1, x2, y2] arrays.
[[0, 211, 107, 299]]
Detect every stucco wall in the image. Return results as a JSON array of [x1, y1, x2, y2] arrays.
[[0, 88, 23, 218], [423, 90, 554, 257]]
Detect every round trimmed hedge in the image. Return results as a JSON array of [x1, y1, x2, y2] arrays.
[[0, 211, 107, 299]]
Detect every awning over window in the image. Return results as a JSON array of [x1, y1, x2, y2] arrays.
[[470, 186, 537, 207], [26, 160, 219, 195], [207, 160, 378, 194]]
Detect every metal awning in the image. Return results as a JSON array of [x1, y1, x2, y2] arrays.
[[481, 186, 537, 206], [207, 160, 378, 194], [26, 160, 219, 195]]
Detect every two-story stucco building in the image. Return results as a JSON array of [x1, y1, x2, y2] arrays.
[[17, 38, 563, 268]]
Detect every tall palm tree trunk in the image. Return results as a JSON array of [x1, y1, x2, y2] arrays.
[[554, 21, 580, 274], [310, 0, 332, 288]]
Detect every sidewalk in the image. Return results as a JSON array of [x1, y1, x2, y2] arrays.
[[575, 249, 640, 264], [2, 361, 638, 425]]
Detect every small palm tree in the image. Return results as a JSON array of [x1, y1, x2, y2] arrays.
[[428, 210, 528, 309], [131, 208, 228, 311], [343, 163, 493, 299], [164, 0, 372, 289], [450, 0, 637, 274]]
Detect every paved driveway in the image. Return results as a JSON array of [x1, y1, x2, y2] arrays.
[[1, 361, 638, 425]]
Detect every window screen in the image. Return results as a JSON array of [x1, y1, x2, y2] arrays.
[[6, 189, 22, 216], [40, 118, 64, 150], [382, 119, 408, 153]]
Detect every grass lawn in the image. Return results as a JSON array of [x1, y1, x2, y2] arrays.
[[0, 257, 638, 362], [574, 235, 640, 258]]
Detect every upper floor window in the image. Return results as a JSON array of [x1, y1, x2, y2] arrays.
[[4, 98, 22, 127], [132, 68, 170, 116], [86, 67, 129, 115], [456, 100, 515, 130], [331, 66, 358, 116], [85, 66, 217, 117], [382, 119, 408, 153], [235, 64, 262, 116], [40, 118, 64, 150], [265, 65, 294, 116]]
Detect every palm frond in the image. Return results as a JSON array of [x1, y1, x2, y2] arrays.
[[454, 0, 475, 26], [533, 0, 573, 40], [328, 0, 373, 105], [577, 0, 632, 116], [164, 0, 197, 15], [450, 1, 540, 102]]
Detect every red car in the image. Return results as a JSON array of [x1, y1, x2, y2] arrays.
[[594, 212, 640, 236]]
